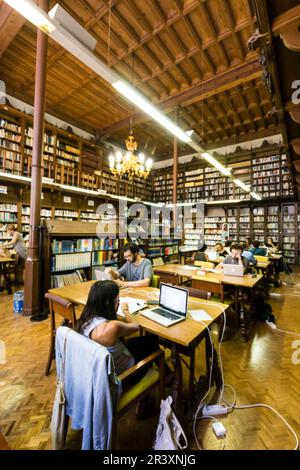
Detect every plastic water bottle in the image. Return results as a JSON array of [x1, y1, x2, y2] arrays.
[[13, 290, 24, 313]]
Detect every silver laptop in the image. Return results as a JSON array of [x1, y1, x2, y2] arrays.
[[223, 264, 244, 277], [141, 283, 188, 327]]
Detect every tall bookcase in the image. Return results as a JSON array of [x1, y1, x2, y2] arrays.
[[281, 204, 297, 264], [42, 220, 121, 292]]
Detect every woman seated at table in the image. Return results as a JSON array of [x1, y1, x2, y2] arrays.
[[250, 240, 267, 256], [77, 280, 173, 415], [264, 238, 279, 253]]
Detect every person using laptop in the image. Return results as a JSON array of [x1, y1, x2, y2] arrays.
[[105, 242, 153, 288], [77, 280, 174, 417], [216, 243, 250, 274]]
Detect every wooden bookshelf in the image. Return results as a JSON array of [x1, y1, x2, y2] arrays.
[[0, 104, 152, 201]]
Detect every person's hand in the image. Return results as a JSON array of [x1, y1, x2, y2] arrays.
[[115, 279, 126, 288], [105, 267, 112, 274]]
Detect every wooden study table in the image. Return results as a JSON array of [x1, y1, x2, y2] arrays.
[[0, 257, 15, 294], [154, 264, 264, 341], [49, 281, 228, 411]]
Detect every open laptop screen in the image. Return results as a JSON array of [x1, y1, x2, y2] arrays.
[[159, 283, 188, 317]]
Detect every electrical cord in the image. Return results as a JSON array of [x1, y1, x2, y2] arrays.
[[190, 300, 227, 450], [266, 322, 300, 338]]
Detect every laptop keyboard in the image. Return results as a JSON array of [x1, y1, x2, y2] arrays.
[[152, 307, 180, 321]]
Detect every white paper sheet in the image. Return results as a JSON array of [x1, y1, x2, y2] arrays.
[[189, 310, 212, 322], [117, 297, 146, 316]]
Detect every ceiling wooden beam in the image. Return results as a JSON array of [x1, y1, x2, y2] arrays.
[[97, 59, 262, 136], [0, 3, 26, 58]]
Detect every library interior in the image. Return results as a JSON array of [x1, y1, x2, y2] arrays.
[[0, 0, 300, 452]]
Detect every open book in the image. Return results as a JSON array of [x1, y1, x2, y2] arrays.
[[117, 297, 147, 317]]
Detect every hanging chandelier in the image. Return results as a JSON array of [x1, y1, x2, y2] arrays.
[[109, 134, 153, 180]]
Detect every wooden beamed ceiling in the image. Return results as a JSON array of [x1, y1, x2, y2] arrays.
[[0, 0, 281, 161]]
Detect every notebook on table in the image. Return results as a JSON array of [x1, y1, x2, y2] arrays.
[[141, 283, 188, 327]]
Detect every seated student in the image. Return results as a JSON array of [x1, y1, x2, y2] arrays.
[[265, 238, 279, 253], [215, 243, 228, 258], [217, 243, 250, 273], [192, 243, 209, 262], [77, 281, 173, 416], [244, 237, 252, 251], [250, 240, 267, 256], [242, 244, 257, 265], [106, 242, 153, 288]]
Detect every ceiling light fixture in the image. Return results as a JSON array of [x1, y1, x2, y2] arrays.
[[250, 192, 262, 200], [109, 134, 153, 179], [233, 179, 251, 192], [112, 81, 192, 143], [201, 152, 231, 177]]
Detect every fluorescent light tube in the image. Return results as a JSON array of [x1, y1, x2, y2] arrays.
[[59, 184, 99, 196], [233, 179, 251, 192], [250, 192, 262, 200], [205, 199, 241, 205], [201, 153, 231, 176], [4, 0, 56, 33], [112, 81, 192, 143]]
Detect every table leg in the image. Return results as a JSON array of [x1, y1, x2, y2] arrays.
[[2, 263, 12, 294], [170, 344, 183, 414], [239, 287, 248, 342]]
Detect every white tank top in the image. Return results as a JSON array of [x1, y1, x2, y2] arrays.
[[82, 317, 135, 375]]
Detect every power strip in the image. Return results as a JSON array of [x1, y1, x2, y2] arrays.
[[202, 405, 228, 417]]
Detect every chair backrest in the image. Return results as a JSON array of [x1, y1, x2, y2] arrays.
[[194, 261, 215, 269], [194, 252, 207, 262], [151, 274, 160, 289], [45, 293, 77, 329], [185, 286, 211, 300], [153, 270, 179, 285], [254, 255, 269, 263]]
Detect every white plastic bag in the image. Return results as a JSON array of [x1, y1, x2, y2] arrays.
[[50, 379, 66, 450], [153, 396, 188, 450]]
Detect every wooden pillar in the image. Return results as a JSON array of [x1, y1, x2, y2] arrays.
[[23, 0, 49, 318], [172, 108, 179, 205]]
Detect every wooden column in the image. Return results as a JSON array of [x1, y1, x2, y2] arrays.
[[23, 0, 49, 318], [172, 108, 179, 205]]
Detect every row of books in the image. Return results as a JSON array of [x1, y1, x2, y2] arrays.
[[0, 138, 20, 151], [51, 238, 119, 254], [92, 251, 118, 266], [0, 129, 21, 142], [50, 269, 87, 288], [51, 252, 91, 272], [0, 119, 21, 133]]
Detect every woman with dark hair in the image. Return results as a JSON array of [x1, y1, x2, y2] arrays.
[[77, 280, 173, 378], [77, 280, 172, 417]]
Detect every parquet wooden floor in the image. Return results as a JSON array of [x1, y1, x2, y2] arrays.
[[0, 270, 300, 450]]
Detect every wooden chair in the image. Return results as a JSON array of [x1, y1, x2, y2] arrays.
[[153, 270, 179, 285], [45, 293, 77, 376], [254, 255, 269, 263], [57, 327, 165, 450], [112, 349, 165, 449], [151, 274, 160, 289]]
